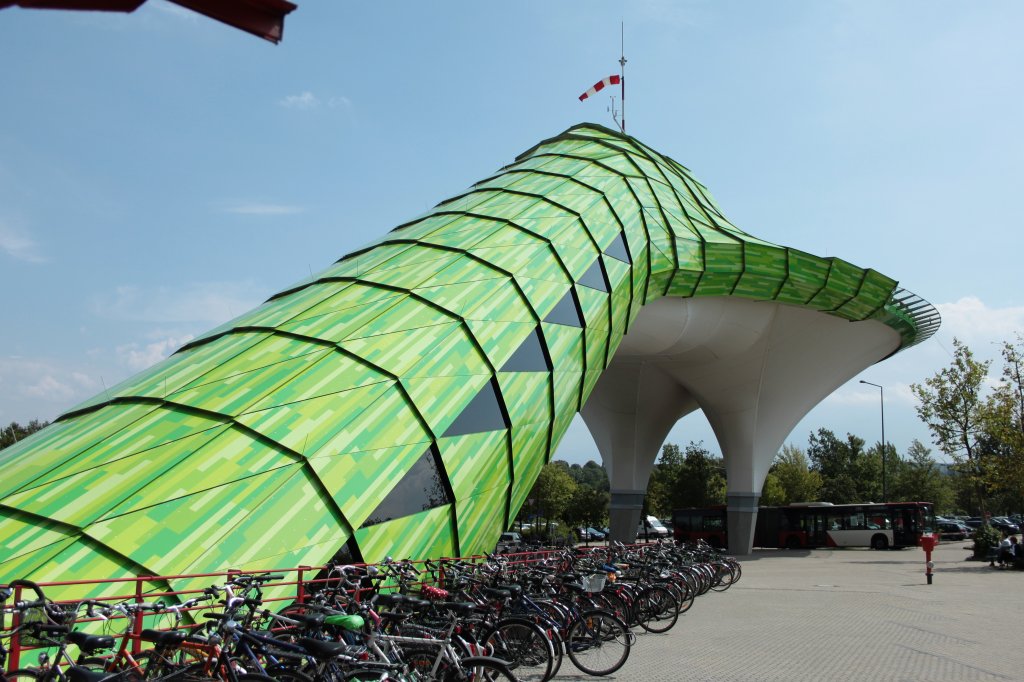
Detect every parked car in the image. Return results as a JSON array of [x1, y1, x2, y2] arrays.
[[495, 531, 523, 551], [990, 518, 1020, 535], [937, 520, 971, 541], [577, 527, 606, 541]]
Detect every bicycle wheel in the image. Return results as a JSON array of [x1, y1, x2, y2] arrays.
[[4, 670, 41, 682], [674, 584, 695, 614], [709, 562, 733, 592], [458, 656, 516, 682], [481, 618, 554, 682], [565, 610, 630, 676], [636, 586, 678, 634]]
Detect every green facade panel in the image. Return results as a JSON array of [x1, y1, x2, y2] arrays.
[[0, 124, 938, 586]]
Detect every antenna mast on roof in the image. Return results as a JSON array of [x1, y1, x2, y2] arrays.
[[619, 21, 626, 134], [579, 26, 627, 132]]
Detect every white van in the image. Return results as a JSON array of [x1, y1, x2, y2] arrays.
[[637, 515, 670, 538]]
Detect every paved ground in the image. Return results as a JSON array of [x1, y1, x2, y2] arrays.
[[575, 540, 1023, 682]]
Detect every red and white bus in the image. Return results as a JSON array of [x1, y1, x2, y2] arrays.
[[673, 501, 936, 550]]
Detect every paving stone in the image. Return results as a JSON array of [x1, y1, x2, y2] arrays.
[[595, 540, 1021, 682]]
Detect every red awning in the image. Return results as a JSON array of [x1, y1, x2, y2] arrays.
[[0, 0, 298, 43]]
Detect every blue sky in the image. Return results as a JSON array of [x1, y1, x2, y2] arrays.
[[2, 1, 1023, 466]]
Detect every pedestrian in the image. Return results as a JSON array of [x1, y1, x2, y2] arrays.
[[998, 533, 1014, 566]]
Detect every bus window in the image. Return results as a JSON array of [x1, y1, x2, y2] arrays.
[[867, 515, 890, 530]]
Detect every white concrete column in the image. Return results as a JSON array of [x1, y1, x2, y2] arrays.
[[580, 360, 697, 543]]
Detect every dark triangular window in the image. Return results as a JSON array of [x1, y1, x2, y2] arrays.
[[604, 232, 631, 263], [442, 378, 509, 437], [500, 328, 550, 373], [576, 260, 609, 293], [332, 537, 361, 564], [360, 446, 452, 528], [543, 289, 583, 328]]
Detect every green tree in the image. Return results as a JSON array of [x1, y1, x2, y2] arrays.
[[530, 462, 578, 531], [807, 428, 871, 503], [984, 337, 1024, 511], [0, 420, 49, 450], [674, 441, 726, 508], [562, 486, 609, 533], [888, 439, 954, 511], [566, 460, 610, 493], [646, 443, 684, 517], [912, 338, 992, 512], [854, 441, 885, 502], [769, 444, 822, 504], [759, 471, 787, 506]]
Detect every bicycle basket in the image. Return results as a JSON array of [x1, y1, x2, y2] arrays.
[[582, 574, 607, 593]]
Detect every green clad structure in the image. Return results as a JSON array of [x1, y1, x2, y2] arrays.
[[0, 124, 938, 587]]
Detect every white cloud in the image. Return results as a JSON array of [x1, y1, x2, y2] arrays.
[[279, 92, 354, 115], [279, 91, 320, 109], [0, 220, 45, 263], [934, 296, 1024, 348], [116, 334, 195, 370], [823, 382, 917, 408], [0, 357, 99, 416], [70, 372, 99, 390], [23, 374, 75, 400], [92, 280, 268, 325], [223, 203, 304, 216]]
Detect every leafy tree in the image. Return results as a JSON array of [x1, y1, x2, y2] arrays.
[[674, 441, 726, 508], [770, 444, 822, 504], [562, 486, 609, 532], [854, 441, 885, 502], [566, 460, 610, 492], [530, 462, 578, 531], [888, 439, 954, 511], [912, 338, 993, 512], [984, 337, 1024, 511], [0, 420, 49, 450], [807, 428, 870, 503], [759, 471, 787, 506], [646, 443, 684, 517]]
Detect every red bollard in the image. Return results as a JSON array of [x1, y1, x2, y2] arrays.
[[919, 533, 938, 584]]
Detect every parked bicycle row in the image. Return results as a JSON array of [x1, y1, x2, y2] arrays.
[[2, 540, 740, 682]]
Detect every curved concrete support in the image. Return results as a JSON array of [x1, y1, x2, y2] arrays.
[[580, 361, 697, 542], [584, 296, 903, 553]]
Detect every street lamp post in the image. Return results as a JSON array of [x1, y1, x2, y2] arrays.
[[860, 380, 886, 502]]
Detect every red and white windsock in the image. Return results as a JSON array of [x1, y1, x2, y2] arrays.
[[579, 75, 621, 101]]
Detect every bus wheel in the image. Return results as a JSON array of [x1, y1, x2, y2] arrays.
[[785, 536, 801, 550], [871, 535, 889, 550]]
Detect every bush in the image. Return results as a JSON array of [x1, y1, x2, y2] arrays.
[[973, 524, 1001, 559]]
